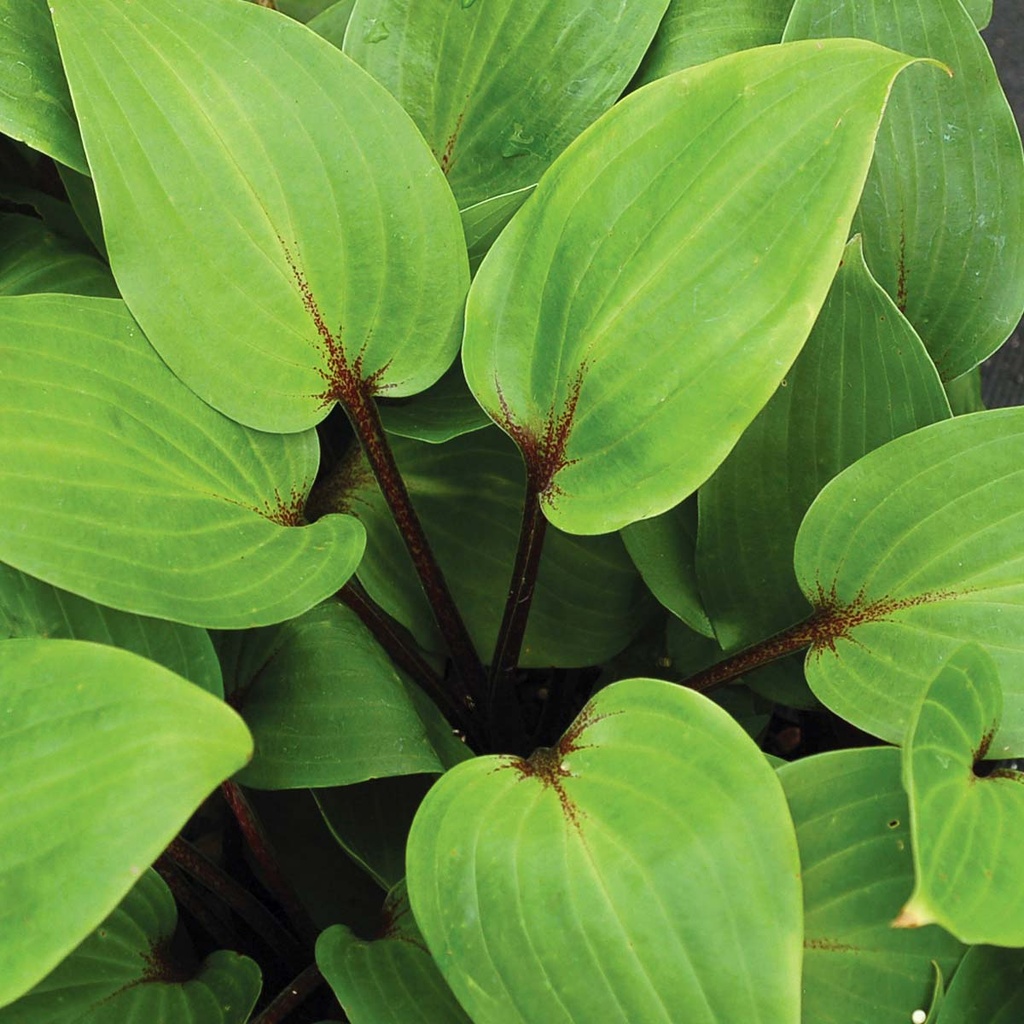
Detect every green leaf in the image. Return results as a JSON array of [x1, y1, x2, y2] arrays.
[[0, 0, 86, 172], [897, 644, 1024, 945], [778, 747, 964, 1023], [308, 0, 358, 47], [460, 185, 536, 275], [962, 0, 993, 31], [56, 165, 106, 258], [0, 869, 261, 1024], [635, 0, 792, 83], [315, 774, 434, 891], [276, 0, 338, 21], [50, 0, 468, 433], [344, 0, 669, 207], [793, 408, 1024, 753], [697, 234, 950, 651], [331, 427, 651, 666], [945, 367, 986, 415], [407, 678, 802, 1024], [0, 295, 364, 629], [318, 882, 471, 1024], [219, 601, 448, 789], [0, 638, 252, 1009], [377, 362, 490, 444], [463, 40, 938, 535], [0, 562, 222, 696], [0, 213, 116, 297], [784, 0, 1024, 380], [936, 946, 1024, 1023], [621, 496, 713, 637]]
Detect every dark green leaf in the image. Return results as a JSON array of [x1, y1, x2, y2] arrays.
[[345, 0, 668, 207], [784, 0, 1024, 380], [0, 639, 252, 1008], [936, 946, 1024, 1023], [0, 869, 261, 1023], [377, 362, 490, 444]]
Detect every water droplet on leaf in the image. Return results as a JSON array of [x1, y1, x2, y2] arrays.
[[363, 18, 390, 43]]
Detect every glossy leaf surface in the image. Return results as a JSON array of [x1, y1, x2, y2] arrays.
[[0, 870, 261, 1023], [794, 408, 1024, 752], [785, 0, 1024, 380], [621, 496, 713, 637], [0, 0, 86, 172], [0, 639, 252, 1008], [50, 0, 468, 432], [345, 0, 668, 207], [0, 562, 221, 695], [936, 946, 1024, 1023], [463, 40, 935, 534], [779, 747, 964, 1023], [318, 882, 471, 1024], [635, 0, 792, 82], [898, 645, 1024, 945], [0, 213, 116, 297], [697, 235, 950, 650], [220, 602, 447, 789], [407, 678, 802, 1024], [0, 295, 364, 628], [333, 428, 651, 665]]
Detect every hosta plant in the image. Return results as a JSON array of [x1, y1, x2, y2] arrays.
[[1, 0, 1023, 1020]]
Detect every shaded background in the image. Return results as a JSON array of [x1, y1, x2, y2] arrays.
[[980, 0, 1024, 406]]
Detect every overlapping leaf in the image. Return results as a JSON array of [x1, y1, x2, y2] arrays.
[[635, 0, 792, 83], [463, 40, 938, 534], [377, 363, 490, 444], [407, 678, 802, 1024], [0, 213, 116, 297], [218, 601, 449, 789], [318, 882, 471, 1024], [793, 408, 1024, 752], [936, 946, 1024, 1023], [0, 870, 261, 1023], [898, 645, 1024, 945], [697, 235, 950, 651], [779, 747, 964, 1023], [0, 0, 86, 172], [784, 0, 1024, 380], [329, 428, 651, 666], [50, 0, 468, 432], [0, 639, 252, 1008], [345, 0, 668, 208], [0, 295, 364, 629], [0, 562, 221, 695]]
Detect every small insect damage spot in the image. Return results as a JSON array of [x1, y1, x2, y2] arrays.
[[804, 936, 858, 953], [279, 239, 392, 409], [495, 362, 587, 507], [803, 580, 959, 661], [500, 702, 619, 832], [439, 111, 465, 177]]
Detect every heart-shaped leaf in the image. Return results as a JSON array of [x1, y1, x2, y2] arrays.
[[697, 234, 950, 651], [345, 0, 668, 208], [793, 408, 1024, 752], [0, 294, 364, 628], [935, 946, 1024, 1024], [0, 638, 252, 1009], [317, 882, 471, 1024], [779, 747, 964, 1022], [50, 0, 468, 433], [0, 562, 222, 695], [635, 0, 792, 82], [0, 869, 261, 1023], [897, 644, 1024, 945], [218, 602, 451, 789], [0, 213, 116, 298], [0, 0, 86, 172], [784, 0, 1024, 380], [407, 678, 802, 1023], [462, 40, 938, 534]]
